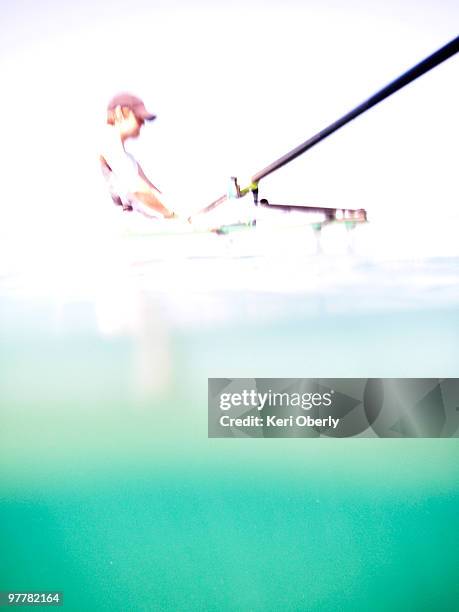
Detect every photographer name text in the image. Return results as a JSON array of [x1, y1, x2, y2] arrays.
[[220, 415, 339, 429]]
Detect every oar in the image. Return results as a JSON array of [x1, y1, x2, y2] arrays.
[[192, 34, 459, 218], [252, 34, 459, 185]]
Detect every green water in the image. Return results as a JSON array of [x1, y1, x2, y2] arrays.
[[1, 253, 459, 610]]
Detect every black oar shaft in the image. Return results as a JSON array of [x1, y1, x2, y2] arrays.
[[252, 35, 459, 184]]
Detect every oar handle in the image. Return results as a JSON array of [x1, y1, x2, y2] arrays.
[[189, 178, 259, 220]]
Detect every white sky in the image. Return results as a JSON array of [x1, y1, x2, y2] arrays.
[[0, 0, 458, 248]]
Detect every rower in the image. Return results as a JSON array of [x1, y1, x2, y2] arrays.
[[100, 92, 176, 219]]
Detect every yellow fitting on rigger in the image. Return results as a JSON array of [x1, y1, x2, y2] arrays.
[[239, 181, 258, 196]]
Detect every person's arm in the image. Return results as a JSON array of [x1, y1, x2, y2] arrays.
[[131, 189, 175, 218], [130, 162, 175, 217], [101, 143, 175, 218], [136, 163, 162, 193]]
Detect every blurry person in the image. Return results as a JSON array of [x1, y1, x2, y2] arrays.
[[100, 92, 176, 219]]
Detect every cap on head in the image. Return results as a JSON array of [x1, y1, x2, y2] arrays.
[[107, 92, 156, 121]]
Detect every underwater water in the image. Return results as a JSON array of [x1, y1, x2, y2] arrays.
[[1, 234, 458, 610]]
